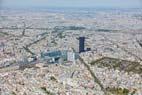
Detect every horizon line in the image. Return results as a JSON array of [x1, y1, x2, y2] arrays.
[[1, 6, 142, 10]]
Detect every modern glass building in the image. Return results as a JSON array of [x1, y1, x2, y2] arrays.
[[41, 50, 79, 63], [79, 37, 85, 53]]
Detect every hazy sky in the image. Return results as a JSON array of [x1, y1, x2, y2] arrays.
[[1, 0, 142, 8]]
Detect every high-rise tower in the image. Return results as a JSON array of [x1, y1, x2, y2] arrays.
[[79, 37, 85, 53]]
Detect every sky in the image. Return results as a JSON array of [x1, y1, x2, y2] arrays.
[[0, 0, 142, 9]]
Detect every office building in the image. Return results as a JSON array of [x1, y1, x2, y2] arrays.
[[79, 37, 85, 53], [67, 51, 75, 63]]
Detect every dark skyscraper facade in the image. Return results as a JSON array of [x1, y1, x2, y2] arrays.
[[79, 37, 85, 53]]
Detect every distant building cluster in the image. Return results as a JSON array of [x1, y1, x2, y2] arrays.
[[40, 36, 91, 64], [41, 50, 78, 63]]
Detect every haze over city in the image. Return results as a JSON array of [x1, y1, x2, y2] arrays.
[[0, 0, 142, 95], [1, 0, 142, 8]]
